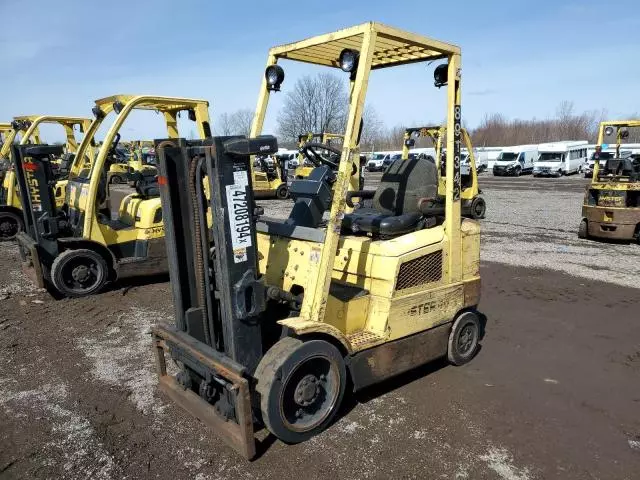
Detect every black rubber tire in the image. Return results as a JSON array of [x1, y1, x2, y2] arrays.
[[0, 211, 23, 241], [448, 311, 481, 366], [275, 184, 289, 200], [578, 219, 588, 239], [111, 174, 124, 184], [255, 337, 347, 444], [514, 166, 521, 177], [470, 196, 486, 220], [51, 248, 109, 297]]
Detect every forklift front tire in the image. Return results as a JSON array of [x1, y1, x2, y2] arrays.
[[111, 174, 124, 184], [51, 248, 109, 297], [255, 336, 347, 444], [0, 211, 24, 241], [448, 311, 481, 366], [276, 184, 289, 200]]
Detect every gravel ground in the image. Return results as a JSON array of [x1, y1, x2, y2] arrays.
[[478, 174, 640, 288], [1, 172, 639, 479]]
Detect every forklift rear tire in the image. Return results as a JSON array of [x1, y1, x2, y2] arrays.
[[51, 248, 109, 297], [111, 175, 124, 184], [470, 197, 486, 220], [578, 219, 588, 239], [0, 211, 23, 241], [255, 337, 347, 444], [448, 311, 481, 366], [276, 184, 289, 199]]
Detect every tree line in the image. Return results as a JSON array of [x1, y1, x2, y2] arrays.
[[216, 73, 639, 152]]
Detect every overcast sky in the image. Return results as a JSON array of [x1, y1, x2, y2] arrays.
[[1, 0, 638, 141]]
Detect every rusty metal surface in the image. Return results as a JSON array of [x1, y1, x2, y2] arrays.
[[16, 232, 45, 288], [463, 278, 481, 307], [583, 206, 640, 240], [152, 327, 256, 460], [347, 322, 450, 391]]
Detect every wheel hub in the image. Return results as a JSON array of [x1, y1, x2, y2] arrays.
[[458, 324, 475, 353], [0, 220, 11, 233], [71, 265, 90, 283], [294, 374, 320, 406]]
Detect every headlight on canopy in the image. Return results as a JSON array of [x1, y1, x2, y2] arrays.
[[265, 65, 285, 91], [338, 49, 359, 73]]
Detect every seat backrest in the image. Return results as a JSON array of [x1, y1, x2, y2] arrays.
[[373, 158, 438, 215]]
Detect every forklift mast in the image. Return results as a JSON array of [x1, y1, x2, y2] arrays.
[[11, 144, 65, 262], [157, 136, 278, 374]]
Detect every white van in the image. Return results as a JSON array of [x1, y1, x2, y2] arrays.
[[492, 145, 538, 176], [533, 141, 588, 177], [367, 152, 391, 171]]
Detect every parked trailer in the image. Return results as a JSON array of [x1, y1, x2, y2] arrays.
[[493, 144, 538, 176], [534, 141, 588, 177]]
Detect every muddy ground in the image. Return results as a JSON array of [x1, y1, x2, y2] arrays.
[[1, 173, 639, 480]]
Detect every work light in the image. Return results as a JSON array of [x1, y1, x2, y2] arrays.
[[620, 127, 629, 139], [405, 138, 415, 148], [92, 106, 105, 119], [265, 65, 285, 91], [434, 63, 448, 88], [339, 49, 359, 73], [10, 120, 21, 130], [604, 126, 614, 136], [113, 101, 124, 114]]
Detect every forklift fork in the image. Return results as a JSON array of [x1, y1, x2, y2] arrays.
[[152, 325, 256, 459]]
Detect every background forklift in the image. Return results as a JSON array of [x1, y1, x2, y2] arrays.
[[0, 121, 25, 188], [106, 140, 158, 185], [0, 115, 91, 241], [152, 22, 482, 459], [251, 153, 289, 199], [403, 125, 486, 219], [14, 95, 211, 297], [579, 120, 640, 242]]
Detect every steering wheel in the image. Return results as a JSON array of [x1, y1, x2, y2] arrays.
[[299, 142, 341, 169]]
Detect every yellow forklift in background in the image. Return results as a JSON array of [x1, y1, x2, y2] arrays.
[[14, 95, 211, 296], [107, 140, 158, 185], [0, 121, 24, 186], [0, 116, 91, 241], [251, 153, 289, 199], [152, 22, 483, 459], [579, 120, 640, 242], [403, 125, 486, 219]]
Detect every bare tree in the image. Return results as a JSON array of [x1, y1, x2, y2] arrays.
[[277, 73, 348, 141], [359, 104, 384, 153], [216, 112, 234, 136], [229, 109, 254, 137], [215, 109, 255, 136]]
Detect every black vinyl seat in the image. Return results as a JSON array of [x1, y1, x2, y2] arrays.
[[342, 157, 439, 237]]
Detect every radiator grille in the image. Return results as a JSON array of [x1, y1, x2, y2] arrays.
[[396, 251, 442, 291]]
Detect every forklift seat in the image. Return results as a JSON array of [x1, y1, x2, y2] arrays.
[[342, 157, 439, 236]]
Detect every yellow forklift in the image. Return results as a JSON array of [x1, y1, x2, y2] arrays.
[[402, 125, 486, 219], [13, 95, 211, 297], [0, 121, 24, 187], [251, 153, 289, 199], [107, 140, 158, 185], [151, 22, 482, 459], [0, 116, 91, 241], [579, 120, 640, 242]]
